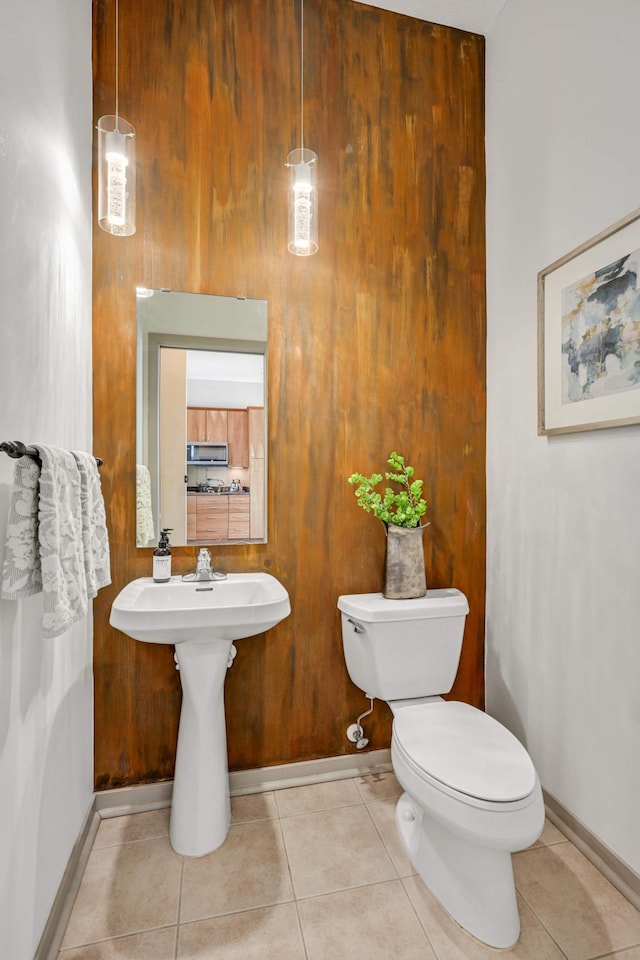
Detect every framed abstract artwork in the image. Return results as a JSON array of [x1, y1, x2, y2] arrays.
[[538, 207, 640, 435]]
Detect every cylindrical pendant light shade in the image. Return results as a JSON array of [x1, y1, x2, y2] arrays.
[[97, 115, 136, 236], [286, 148, 318, 256]]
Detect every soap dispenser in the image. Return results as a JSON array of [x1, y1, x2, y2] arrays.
[[153, 528, 173, 583]]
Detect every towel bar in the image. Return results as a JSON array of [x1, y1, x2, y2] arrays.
[[0, 440, 103, 467]]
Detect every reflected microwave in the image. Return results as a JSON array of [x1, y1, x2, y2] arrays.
[[186, 442, 228, 466]]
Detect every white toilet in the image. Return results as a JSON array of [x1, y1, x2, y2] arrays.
[[337, 588, 544, 949]]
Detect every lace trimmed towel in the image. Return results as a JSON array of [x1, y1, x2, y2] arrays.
[[136, 463, 155, 546], [1, 445, 111, 638], [32, 444, 87, 637], [72, 451, 111, 598], [0, 455, 42, 598]]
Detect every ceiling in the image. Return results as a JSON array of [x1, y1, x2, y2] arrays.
[[353, 0, 509, 35]]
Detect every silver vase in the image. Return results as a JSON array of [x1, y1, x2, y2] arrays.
[[382, 522, 428, 599]]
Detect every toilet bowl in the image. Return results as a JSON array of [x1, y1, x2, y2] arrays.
[[337, 589, 544, 948], [391, 698, 543, 947]]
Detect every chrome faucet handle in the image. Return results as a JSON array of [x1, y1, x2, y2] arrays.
[[179, 547, 227, 583], [182, 557, 227, 583]]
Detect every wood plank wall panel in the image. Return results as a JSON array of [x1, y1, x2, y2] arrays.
[[92, 0, 486, 788]]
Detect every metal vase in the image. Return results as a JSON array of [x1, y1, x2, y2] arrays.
[[382, 522, 427, 600]]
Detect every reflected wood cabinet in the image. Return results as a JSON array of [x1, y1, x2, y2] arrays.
[[228, 495, 250, 539], [187, 494, 196, 540], [188, 493, 251, 540], [187, 407, 228, 443], [206, 410, 228, 444], [248, 406, 265, 540], [195, 495, 228, 539], [227, 410, 249, 468], [248, 406, 265, 459]]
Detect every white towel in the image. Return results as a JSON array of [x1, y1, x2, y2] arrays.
[[72, 451, 111, 598], [136, 463, 155, 546], [1, 445, 111, 638], [1, 455, 43, 599], [35, 444, 88, 638]]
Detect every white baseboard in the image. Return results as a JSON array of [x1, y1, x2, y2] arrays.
[[544, 789, 640, 911], [34, 799, 100, 960], [229, 748, 393, 796], [95, 779, 173, 818], [96, 748, 393, 817]]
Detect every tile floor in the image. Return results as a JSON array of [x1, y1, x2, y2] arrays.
[[58, 772, 640, 960]]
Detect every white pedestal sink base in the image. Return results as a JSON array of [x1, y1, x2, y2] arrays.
[[109, 574, 292, 857], [170, 641, 232, 857]]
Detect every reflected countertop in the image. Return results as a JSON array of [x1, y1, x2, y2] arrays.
[[187, 488, 250, 496]]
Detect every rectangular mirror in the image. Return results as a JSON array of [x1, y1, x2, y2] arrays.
[[136, 289, 268, 547]]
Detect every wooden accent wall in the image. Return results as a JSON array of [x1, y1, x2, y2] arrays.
[[92, 0, 486, 788]]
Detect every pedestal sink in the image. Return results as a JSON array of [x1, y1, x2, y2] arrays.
[[109, 573, 291, 857]]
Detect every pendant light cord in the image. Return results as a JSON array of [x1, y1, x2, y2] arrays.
[[300, 0, 304, 151], [115, 0, 120, 127]]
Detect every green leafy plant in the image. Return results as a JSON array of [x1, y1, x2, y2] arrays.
[[348, 452, 427, 528]]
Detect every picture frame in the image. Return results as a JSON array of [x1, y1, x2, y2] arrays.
[[538, 206, 640, 435]]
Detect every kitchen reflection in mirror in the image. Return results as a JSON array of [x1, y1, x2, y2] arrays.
[[136, 289, 267, 547]]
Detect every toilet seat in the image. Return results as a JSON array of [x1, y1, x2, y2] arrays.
[[391, 701, 537, 803]]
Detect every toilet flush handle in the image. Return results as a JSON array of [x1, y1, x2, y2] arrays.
[[347, 618, 366, 635]]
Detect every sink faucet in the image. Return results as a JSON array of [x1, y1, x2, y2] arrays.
[[196, 548, 211, 577], [190, 548, 227, 582]]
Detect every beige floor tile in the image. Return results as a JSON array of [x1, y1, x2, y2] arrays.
[[62, 775, 640, 960], [61, 837, 182, 948], [180, 819, 293, 923], [366, 797, 417, 877], [274, 777, 363, 817], [403, 875, 566, 958], [58, 925, 177, 959], [230, 791, 278, 823], [513, 843, 640, 960], [280, 803, 397, 899], [177, 903, 306, 959], [298, 879, 437, 960], [355, 771, 403, 802], [93, 808, 171, 849]]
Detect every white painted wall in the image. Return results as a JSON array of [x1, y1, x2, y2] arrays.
[[486, 0, 640, 874], [0, 1, 94, 957]]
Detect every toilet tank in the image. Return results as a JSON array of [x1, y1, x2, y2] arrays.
[[337, 588, 469, 701]]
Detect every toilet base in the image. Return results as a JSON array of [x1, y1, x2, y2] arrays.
[[395, 793, 520, 949]]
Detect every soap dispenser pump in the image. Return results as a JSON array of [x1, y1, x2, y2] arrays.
[[153, 528, 173, 583]]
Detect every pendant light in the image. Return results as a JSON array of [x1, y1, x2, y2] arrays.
[[285, 0, 318, 256], [97, 0, 136, 236]]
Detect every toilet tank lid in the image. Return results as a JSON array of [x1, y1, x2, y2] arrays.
[[337, 588, 469, 622]]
